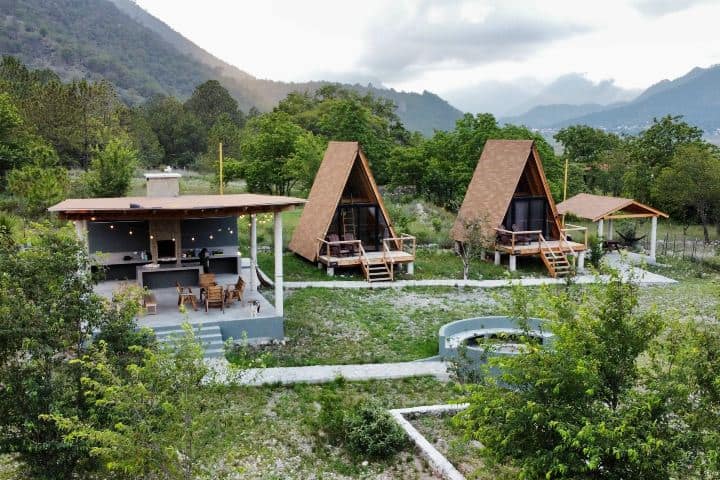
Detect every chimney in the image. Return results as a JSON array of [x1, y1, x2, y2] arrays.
[[144, 173, 181, 197]]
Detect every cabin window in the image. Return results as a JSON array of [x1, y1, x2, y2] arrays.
[[328, 204, 389, 251], [503, 197, 550, 237]]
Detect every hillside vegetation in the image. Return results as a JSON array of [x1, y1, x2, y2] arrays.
[[0, 0, 462, 134]]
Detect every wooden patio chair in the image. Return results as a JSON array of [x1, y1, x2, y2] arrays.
[[512, 224, 533, 244], [204, 285, 225, 313], [341, 233, 358, 256], [226, 276, 245, 305], [175, 282, 198, 311], [326, 233, 342, 257], [199, 273, 217, 302], [496, 224, 512, 245]]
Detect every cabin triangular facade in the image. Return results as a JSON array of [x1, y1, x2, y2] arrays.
[[451, 140, 582, 277], [289, 141, 398, 263]]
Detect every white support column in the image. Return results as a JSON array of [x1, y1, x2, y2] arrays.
[[577, 251, 586, 272], [407, 262, 415, 275], [608, 219, 614, 240], [494, 251, 501, 265], [597, 219, 604, 238], [650, 216, 658, 261], [250, 214, 258, 291], [509, 255, 517, 272], [273, 212, 283, 316]]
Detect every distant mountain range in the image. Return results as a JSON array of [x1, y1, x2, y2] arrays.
[[0, 0, 463, 135], [501, 65, 720, 134]]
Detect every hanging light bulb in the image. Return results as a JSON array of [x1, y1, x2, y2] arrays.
[[191, 236, 195, 242], [209, 234, 214, 240], [129, 230, 133, 235], [109, 224, 114, 230]]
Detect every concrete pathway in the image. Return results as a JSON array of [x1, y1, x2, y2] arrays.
[[282, 265, 675, 290], [207, 359, 450, 386]]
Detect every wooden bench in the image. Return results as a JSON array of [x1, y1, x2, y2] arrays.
[[143, 292, 158, 315]]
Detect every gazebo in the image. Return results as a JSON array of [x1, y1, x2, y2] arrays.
[[557, 193, 668, 261]]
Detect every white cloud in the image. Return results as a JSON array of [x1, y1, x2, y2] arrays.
[[134, 0, 720, 101]]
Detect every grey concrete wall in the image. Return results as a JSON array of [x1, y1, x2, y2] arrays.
[[88, 221, 149, 253], [219, 316, 284, 342], [181, 217, 238, 251]]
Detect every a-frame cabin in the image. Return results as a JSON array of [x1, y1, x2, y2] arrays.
[[289, 141, 416, 281], [451, 139, 587, 277]]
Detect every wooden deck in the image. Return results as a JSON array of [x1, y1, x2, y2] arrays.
[[318, 250, 415, 267], [496, 240, 586, 256]]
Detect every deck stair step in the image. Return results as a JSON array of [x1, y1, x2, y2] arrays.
[[152, 323, 225, 359], [539, 238, 574, 278]]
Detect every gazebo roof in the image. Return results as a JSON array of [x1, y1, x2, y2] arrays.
[[556, 193, 668, 222], [48, 193, 306, 220]]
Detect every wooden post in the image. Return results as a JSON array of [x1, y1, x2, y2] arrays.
[[273, 212, 283, 316], [562, 156, 568, 227], [219, 142, 224, 195], [250, 214, 257, 291]]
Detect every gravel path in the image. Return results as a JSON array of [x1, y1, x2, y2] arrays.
[[208, 359, 450, 386]]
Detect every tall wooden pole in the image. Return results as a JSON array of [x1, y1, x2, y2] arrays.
[[219, 142, 224, 195], [562, 156, 569, 227]]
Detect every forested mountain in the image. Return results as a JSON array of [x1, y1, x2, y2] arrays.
[[500, 103, 614, 129], [554, 64, 720, 133], [0, 0, 463, 134], [506, 65, 720, 133]]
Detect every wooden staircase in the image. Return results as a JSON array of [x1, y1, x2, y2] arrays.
[[539, 235, 573, 278], [358, 243, 394, 282], [366, 261, 393, 282]]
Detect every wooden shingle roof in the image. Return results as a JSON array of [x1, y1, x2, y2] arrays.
[[451, 139, 560, 241], [557, 193, 668, 221], [288, 141, 396, 261]]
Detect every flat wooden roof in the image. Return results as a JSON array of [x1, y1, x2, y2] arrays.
[[557, 193, 668, 221], [49, 194, 306, 220]]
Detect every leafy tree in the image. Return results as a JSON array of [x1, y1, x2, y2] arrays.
[[184, 79, 245, 131], [24, 79, 121, 168], [6, 152, 68, 217], [119, 106, 164, 167], [623, 116, 703, 203], [240, 111, 324, 195], [654, 142, 720, 242], [0, 223, 147, 478], [143, 95, 206, 167], [457, 275, 680, 479], [80, 137, 138, 197], [554, 125, 621, 194]]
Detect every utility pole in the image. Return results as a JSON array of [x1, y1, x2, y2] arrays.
[[562, 156, 569, 227], [219, 142, 224, 195]]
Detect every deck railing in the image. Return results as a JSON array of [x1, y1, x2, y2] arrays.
[[382, 234, 416, 257], [316, 237, 363, 259], [494, 228, 543, 252], [561, 223, 588, 248]]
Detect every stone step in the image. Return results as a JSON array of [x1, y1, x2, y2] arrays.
[[151, 324, 225, 359]]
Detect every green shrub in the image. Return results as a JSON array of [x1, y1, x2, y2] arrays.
[[588, 234, 605, 269], [318, 394, 408, 459]]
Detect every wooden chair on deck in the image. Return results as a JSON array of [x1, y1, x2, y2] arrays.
[[512, 224, 533, 244], [226, 277, 245, 305], [342, 233, 358, 256], [199, 273, 217, 302], [204, 285, 225, 313], [326, 234, 343, 257], [496, 224, 512, 245], [176, 282, 198, 311]]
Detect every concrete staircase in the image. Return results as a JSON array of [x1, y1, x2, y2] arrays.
[[152, 322, 225, 359]]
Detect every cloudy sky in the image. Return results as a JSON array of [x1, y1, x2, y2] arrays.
[[134, 0, 720, 112]]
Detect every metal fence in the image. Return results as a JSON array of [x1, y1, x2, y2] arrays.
[[654, 234, 719, 260]]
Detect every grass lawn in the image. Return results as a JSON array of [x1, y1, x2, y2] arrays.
[[1, 377, 461, 479], [232, 286, 508, 366]]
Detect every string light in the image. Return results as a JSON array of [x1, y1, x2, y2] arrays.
[[209, 234, 214, 240], [109, 224, 114, 230]]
